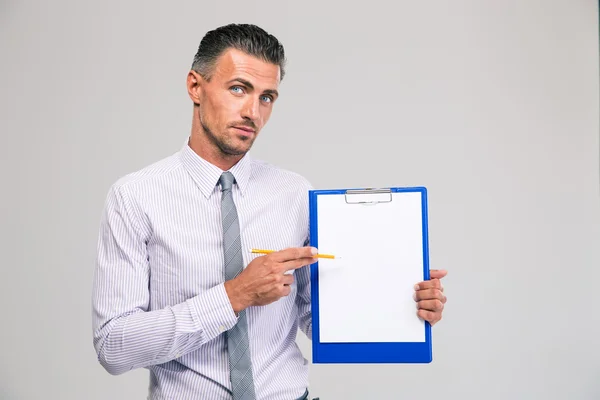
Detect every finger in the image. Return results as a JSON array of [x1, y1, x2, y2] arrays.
[[279, 284, 292, 297], [429, 269, 447, 280], [416, 299, 444, 312], [271, 246, 318, 262], [414, 288, 445, 302], [281, 274, 294, 286], [280, 257, 317, 273], [414, 279, 442, 291], [417, 309, 441, 325]]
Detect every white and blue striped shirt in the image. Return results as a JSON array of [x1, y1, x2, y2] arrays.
[[92, 141, 313, 400]]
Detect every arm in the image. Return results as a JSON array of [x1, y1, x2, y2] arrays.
[[91, 183, 238, 376]]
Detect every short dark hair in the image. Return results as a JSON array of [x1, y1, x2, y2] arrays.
[[191, 23, 286, 81]]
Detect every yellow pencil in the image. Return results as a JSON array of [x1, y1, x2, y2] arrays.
[[250, 248, 336, 259]]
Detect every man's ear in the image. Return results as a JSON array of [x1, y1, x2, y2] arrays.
[[187, 70, 204, 105]]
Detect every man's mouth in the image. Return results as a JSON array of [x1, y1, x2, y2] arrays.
[[232, 126, 256, 136], [233, 126, 254, 132]]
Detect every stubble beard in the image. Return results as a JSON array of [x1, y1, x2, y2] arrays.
[[200, 114, 254, 158]]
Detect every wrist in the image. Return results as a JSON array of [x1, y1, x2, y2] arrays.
[[224, 279, 247, 314]]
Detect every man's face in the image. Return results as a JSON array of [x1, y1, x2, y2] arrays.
[[194, 48, 280, 157]]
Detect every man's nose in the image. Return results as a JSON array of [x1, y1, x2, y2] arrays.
[[241, 97, 259, 121]]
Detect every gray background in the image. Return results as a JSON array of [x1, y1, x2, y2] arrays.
[[1, 0, 599, 399]]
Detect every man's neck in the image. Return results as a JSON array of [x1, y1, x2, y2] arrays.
[[187, 134, 242, 171]]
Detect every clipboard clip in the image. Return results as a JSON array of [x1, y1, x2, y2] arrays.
[[344, 188, 392, 205]]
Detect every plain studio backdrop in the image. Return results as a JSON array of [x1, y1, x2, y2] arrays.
[[1, 1, 599, 399]]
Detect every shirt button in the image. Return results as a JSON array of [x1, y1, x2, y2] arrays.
[[220, 325, 225, 332]]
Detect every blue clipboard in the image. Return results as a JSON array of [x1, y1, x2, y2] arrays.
[[308, 186, 432, 363]]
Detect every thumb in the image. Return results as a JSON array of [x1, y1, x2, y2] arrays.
[[429, 269, 448, 279]]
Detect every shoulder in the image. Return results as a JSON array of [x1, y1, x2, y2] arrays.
[[109, 152, 183, 195], [102, 152, 184, 212], [249, 157, 313, 191]]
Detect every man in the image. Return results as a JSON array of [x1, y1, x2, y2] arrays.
[[92, 23, 447, 400]]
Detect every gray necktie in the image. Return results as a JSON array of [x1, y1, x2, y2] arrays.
[[219, 171, 256, 400]]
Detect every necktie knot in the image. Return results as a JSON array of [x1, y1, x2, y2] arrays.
[[219, 171, 235, 192]]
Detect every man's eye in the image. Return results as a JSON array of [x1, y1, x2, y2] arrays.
[[231, 86, 243, 94], [261, 95, 272, 103]]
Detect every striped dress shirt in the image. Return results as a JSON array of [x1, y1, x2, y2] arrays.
[[92, 141, 313, 400]]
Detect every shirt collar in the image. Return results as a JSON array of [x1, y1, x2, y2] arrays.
[[179, 140, 252, 199]]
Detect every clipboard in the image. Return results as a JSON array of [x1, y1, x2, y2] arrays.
[[308, 186, 432, 363]]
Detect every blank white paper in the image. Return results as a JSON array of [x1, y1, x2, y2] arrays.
[[316, 191, 426, 343]]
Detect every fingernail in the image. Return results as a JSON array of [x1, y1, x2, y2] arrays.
[[311, 247, 318, 255], [413, 292, 417, 301], [414, 284, 420, 291]]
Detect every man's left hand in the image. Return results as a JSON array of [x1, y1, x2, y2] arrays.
[[414, 269, 447, 326]]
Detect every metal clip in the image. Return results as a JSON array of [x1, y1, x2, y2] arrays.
[[344, 188, 393, 204]]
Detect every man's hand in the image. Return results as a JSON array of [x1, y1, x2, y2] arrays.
[[224, 247, 318, 313], [414, 269, 448, 326]]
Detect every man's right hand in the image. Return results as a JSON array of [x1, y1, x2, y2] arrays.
[[224, 247, 318, 313]]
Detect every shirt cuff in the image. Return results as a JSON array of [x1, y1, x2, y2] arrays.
[[186, 283, 238, 341]]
